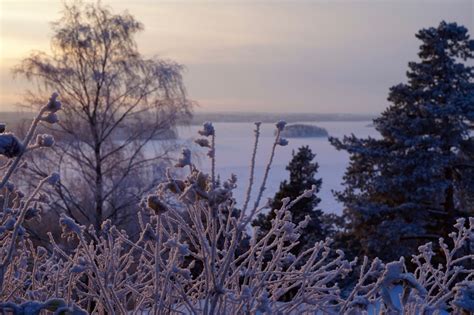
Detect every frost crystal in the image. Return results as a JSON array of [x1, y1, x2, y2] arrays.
[[175, 148, 192, 167], [178, 243, 190, 256], [46, 173, 60, 185], [277, 137, 288, 146], [36, 134, 55, 147], [255, 290, 272, 314], [59, 213, 82, 235], [194, 138, 210, 148], [275, 120, 287, 131], [198, 122, 215, 137], [146, 195, 168, 214], [41, 112, 59, 124], [453, 282, 474, 312], [46, 92, 61, 112], [24, 207, 41, 221], [0, 133, 24, 158]]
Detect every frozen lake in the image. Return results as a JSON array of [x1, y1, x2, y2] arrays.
[[172, 121, 377, 215]]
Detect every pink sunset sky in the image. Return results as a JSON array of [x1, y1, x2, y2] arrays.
[[0, 0, 472, 113]]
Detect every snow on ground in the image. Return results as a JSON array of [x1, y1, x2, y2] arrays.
[[171, 121, 376, 215]]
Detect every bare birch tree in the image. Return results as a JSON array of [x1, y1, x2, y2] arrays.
[[14, 1, 192, 235]]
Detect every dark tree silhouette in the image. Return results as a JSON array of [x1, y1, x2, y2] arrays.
[[252, 145, 331, 256], [330, 21, 474, 261]]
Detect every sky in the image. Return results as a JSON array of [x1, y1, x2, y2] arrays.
[[0, 0, 473, 113]]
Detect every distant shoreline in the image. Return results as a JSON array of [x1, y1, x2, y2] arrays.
[[188, 112, 375, 125], [0, 111, 375, 126]]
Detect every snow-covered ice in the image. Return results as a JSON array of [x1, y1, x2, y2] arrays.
[[173, 121, 376, 214]]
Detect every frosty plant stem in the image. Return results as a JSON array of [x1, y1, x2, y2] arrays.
[[0, 176, 48, 293], [0, 107, 46, 190], [211, 132, 216, 189], [241, 122, 261, 215], [247, 120, 286, 223], [0, 93, 61, 294], [213, 122, 287, 313]]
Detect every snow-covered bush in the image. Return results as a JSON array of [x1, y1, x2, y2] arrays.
[[1, 97, 473, 314]]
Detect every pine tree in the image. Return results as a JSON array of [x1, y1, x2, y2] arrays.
[[252, 145, 329, 255], [330, 21, 474, 261]]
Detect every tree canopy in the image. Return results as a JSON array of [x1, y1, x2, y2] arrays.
[[330, 21, 474, 261], [15, 2, 192, 234], [252, 145, 329, 256]]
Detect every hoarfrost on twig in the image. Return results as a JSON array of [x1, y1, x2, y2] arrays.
[[0, 96, 473, 314]]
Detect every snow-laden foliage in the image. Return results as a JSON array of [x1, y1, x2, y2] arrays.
[[1, 96, 474, 314]]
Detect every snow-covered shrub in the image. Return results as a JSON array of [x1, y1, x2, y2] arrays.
[[1, 99, 473, 314]]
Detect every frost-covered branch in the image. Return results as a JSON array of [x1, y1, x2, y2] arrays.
[[1, 117, 473, 314]]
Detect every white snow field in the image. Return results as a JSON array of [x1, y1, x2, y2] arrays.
[[173, 121, 377, 215]]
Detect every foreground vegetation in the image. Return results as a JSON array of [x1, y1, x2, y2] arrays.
[[0, 2, 473, 313], [0, 99, 473, 314]]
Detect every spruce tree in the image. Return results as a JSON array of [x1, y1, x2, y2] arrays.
[[252, 145, 328, 255], [330, 21, 474, 261]]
